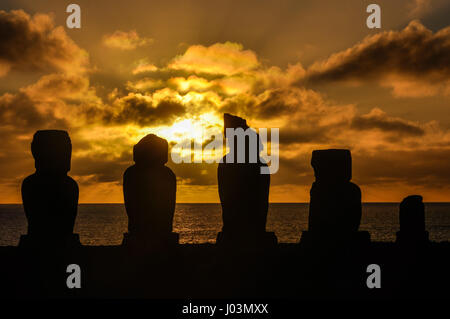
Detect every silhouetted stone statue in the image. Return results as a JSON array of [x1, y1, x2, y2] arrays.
[[301, 149, 369, 246], [217, 113, 277, 247], [20, 130, 80, 248], [396, 195, 429, 245], [122, 134, 178, 250]]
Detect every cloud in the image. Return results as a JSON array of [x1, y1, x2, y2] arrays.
[[353, 148, 450, 188], [72, 150, 131, 185], [126, 78, 165, 92], [168, 42, 260, 75], [103, 93, 185, 126], [22, 73, 91, 100], [0, 92, 68, 132], [0, 90, 71, 188], [132, 62, 158, 74], [273, 146, 450, 196], [127, 44, 304, 99], [0, 10, 88, 76], [408, 0, 432, 18], [304, 21, 450, 97], [168, 76, 215, 92], [102, 30, 153, 50], [351, 108, 424, 137]]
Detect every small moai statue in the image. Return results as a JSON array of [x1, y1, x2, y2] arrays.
[[396, 195, 429, 245], [302, 149, 369, 245], [217, 113, 277, 247], [122, 134, 178, 250], [20, 130, 80, 248]]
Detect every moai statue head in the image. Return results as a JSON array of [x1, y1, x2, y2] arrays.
[[311, 149, 352, 183], [133, 134, 168, 167], [223, 113, 263, 163], [399, 195, 425, 234], [31, 130, 72, 175], [224, 113, 249, 135]]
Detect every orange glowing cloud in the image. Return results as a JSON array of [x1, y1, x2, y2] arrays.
[[168, 42, 260, 75], [132, 59, 158, 74], [103, 30, 153, 50]]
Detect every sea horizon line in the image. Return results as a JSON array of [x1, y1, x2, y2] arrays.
[[1, 202, 450, 205]]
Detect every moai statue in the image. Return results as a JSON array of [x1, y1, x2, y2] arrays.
[[21, 130, 80, 248], [122, 134, 178, 250], [302, 149, 369, 245], [217, 113, 277, 247], [396, 195, 429, 245]]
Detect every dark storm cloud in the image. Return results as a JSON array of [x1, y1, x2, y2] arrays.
[[304, 21, 450, 83], [353, 148, 450, 187], [0, 93, 47, 129], [220, 85, 426, 146], [279, 127, 329, 145], [0, 92, 69, 131], [351, 108, 425, 137], [71, 150, 131, 185], [220, 88, 315, 121], [268, 147, 450, 190], [256, 89, 300, 119], [0, 10, 87, 75], [103, 95, 186, 127], [0, 91, 70, 188], [262, 146, 450, 197], [0, 92, 69, 188]]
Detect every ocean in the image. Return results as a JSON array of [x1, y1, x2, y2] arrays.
[[0, 203, 449, 246]]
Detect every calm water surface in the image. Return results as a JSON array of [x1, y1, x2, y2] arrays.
[[0, 203, 449, 245]]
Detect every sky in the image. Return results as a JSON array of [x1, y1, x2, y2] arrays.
[[0, 0, 449, 203]]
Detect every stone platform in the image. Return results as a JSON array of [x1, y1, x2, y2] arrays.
[[0, 241, 448, 299]]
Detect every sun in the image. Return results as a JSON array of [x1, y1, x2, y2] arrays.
[[153, 112, 222, 144]]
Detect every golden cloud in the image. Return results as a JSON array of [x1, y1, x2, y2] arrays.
[[103, 30, 153, 50], [168, 42, 260, 75], [168, 76, 214, 92], [132, 62, 158, 74], [126, 78, 165, 92]]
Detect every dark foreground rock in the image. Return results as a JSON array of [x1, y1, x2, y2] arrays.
[[0, 241, 448, 299]]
